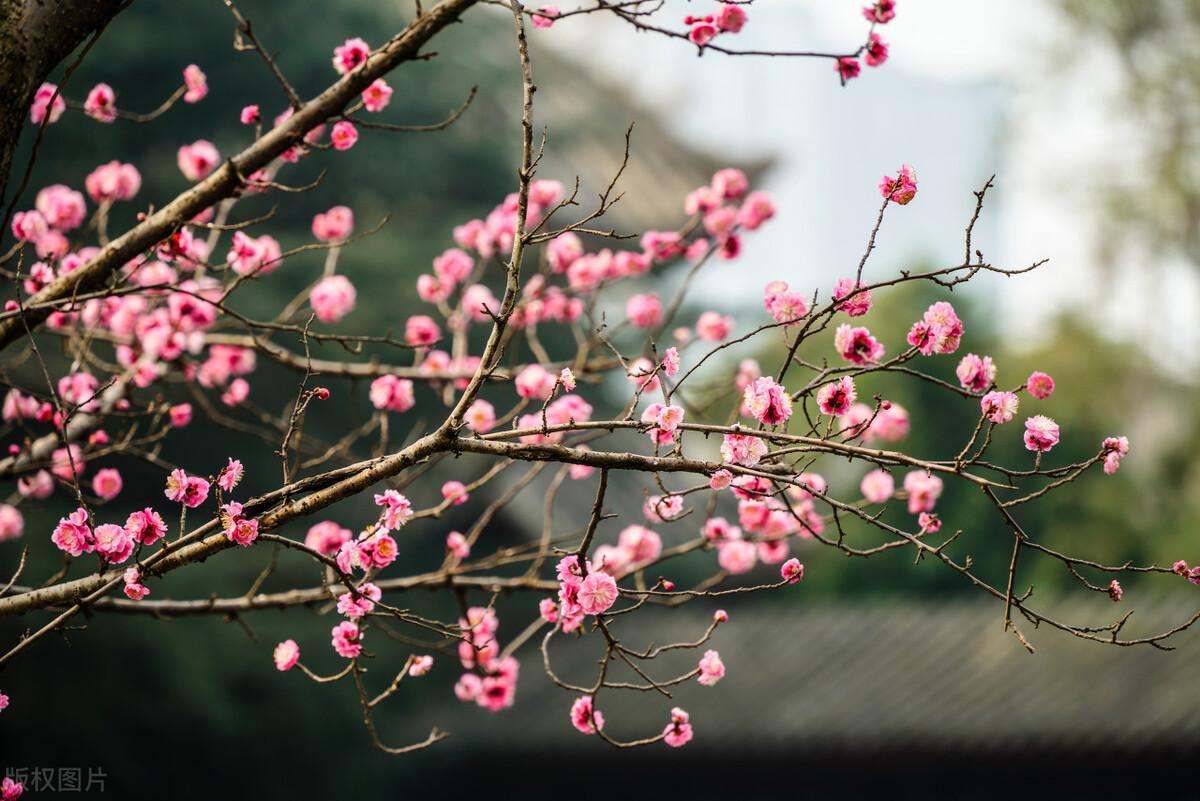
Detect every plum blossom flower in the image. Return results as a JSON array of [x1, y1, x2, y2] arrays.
[[182, 64, 208, 103], [908, 301, 963, 355], [1023, 415, 1060, 453], [688, 22, 718, 46], [860, 469, 894, 504], [85, 160, 141, 203], [125, 508, 167, 546], [362, 79, 393, 111], [306, 521, 352, 556], [369, 375, 415, 413], [332, 37, 370, 74], [981, 391, 1019, 424], [737, 191, 776, 230], [641, 403, 685, 445], [51, 507, 93, 556], [92, 468, 123, 501], [716, 4, 748, 32], [743, 376, 792, 426], [1102, 436, 1129, 475], [710, 469, 733, 490], [330, 120, 359, 151], [337, 582, 382, 620], [718, 539, 757, 574], [169, 404, 193, 427], [817, 376, 856, 416], [1027, 371, 1055, 399], [515, 364, 557, 399], [446, 531, 470, 558], [695, 311, 734, 341], [224, 515, 259, 547], [577, 571, 619, 615], [30, 82, 66, 124], [1108, 579, 1123, 602], [559, 367, 576, 391], [903, 471, 943, 514], [763, 280, 809, 325], [36, 184, 86, 231], [177, 140, 220, 182], [240, 104, 260, 125], [464, 399, 496, 433], [10, 210, 47, 242], [835, 324, 885, 365], [865, 33, 889, 67], [880, 164, 918, 204], [310, 275, 357, 324], [409, 655, 434, 676], [1, 777, 22, 800], [918, 512, 941, 533], [218, 458, 244, 493], [0, 505, 23, 542], [274, 639, 300, 671], [94, 523, 134, 564], [374, 489, 413, 530], [626, 293, 663, 328], [532, 6, 560, 27], [781, 557, 805, 584], [165, 469, 210, 508], [663, 707, 694, 747], [697, 649, 726, 686], [312, 206, 354, 242], [956, 353, 996, 392], [442, 481, 469, 506], [720, 433, 768, 466], [863, 0, 897, 24], [643, 494, 684, 523], [833, 277, 872, 317], [84, 83, 117, 122], [836, 57, 861, 81], [331, 621, 363, 658], [123, 567, 150, 600], [571, 695, 605, 734]]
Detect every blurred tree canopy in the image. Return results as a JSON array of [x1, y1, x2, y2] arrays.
[[1055, 0, 1200, 266]]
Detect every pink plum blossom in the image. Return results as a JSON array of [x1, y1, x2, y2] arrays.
[[781, 557, 805, 584], [880, 164, 918, 204], [903, 471, 943, 514], [164, 469, 210, 508], [833, 277, 872, 317], [332, 38, 370, 74], [274, 639, 300, 671], [84, 83, 117, 122], [369, 375, 415, 413], [91, 468, 123, 501], [330, 120, 359, 151], [697, 649, 726, 686], [663, 707, 694, 747], [331, 621, 363, 658], [30, 82, 65, 124], [182, 64, 208, 103], [817, 376, 857, 416], [1027, 371, 1055, 399], [362, 79, 393, 111], [956, 353, 996, 392], [571, 695, 604, 734], [981, 391, 1019, 424], [1024, 415, 1060, 453], [177, 140, 220, 182], [860, 469, 895, 504], [743, 376, 792, 426], [310, 275, 357, 323]]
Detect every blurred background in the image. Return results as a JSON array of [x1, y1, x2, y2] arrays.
[[2, 0, 1199, 797]]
